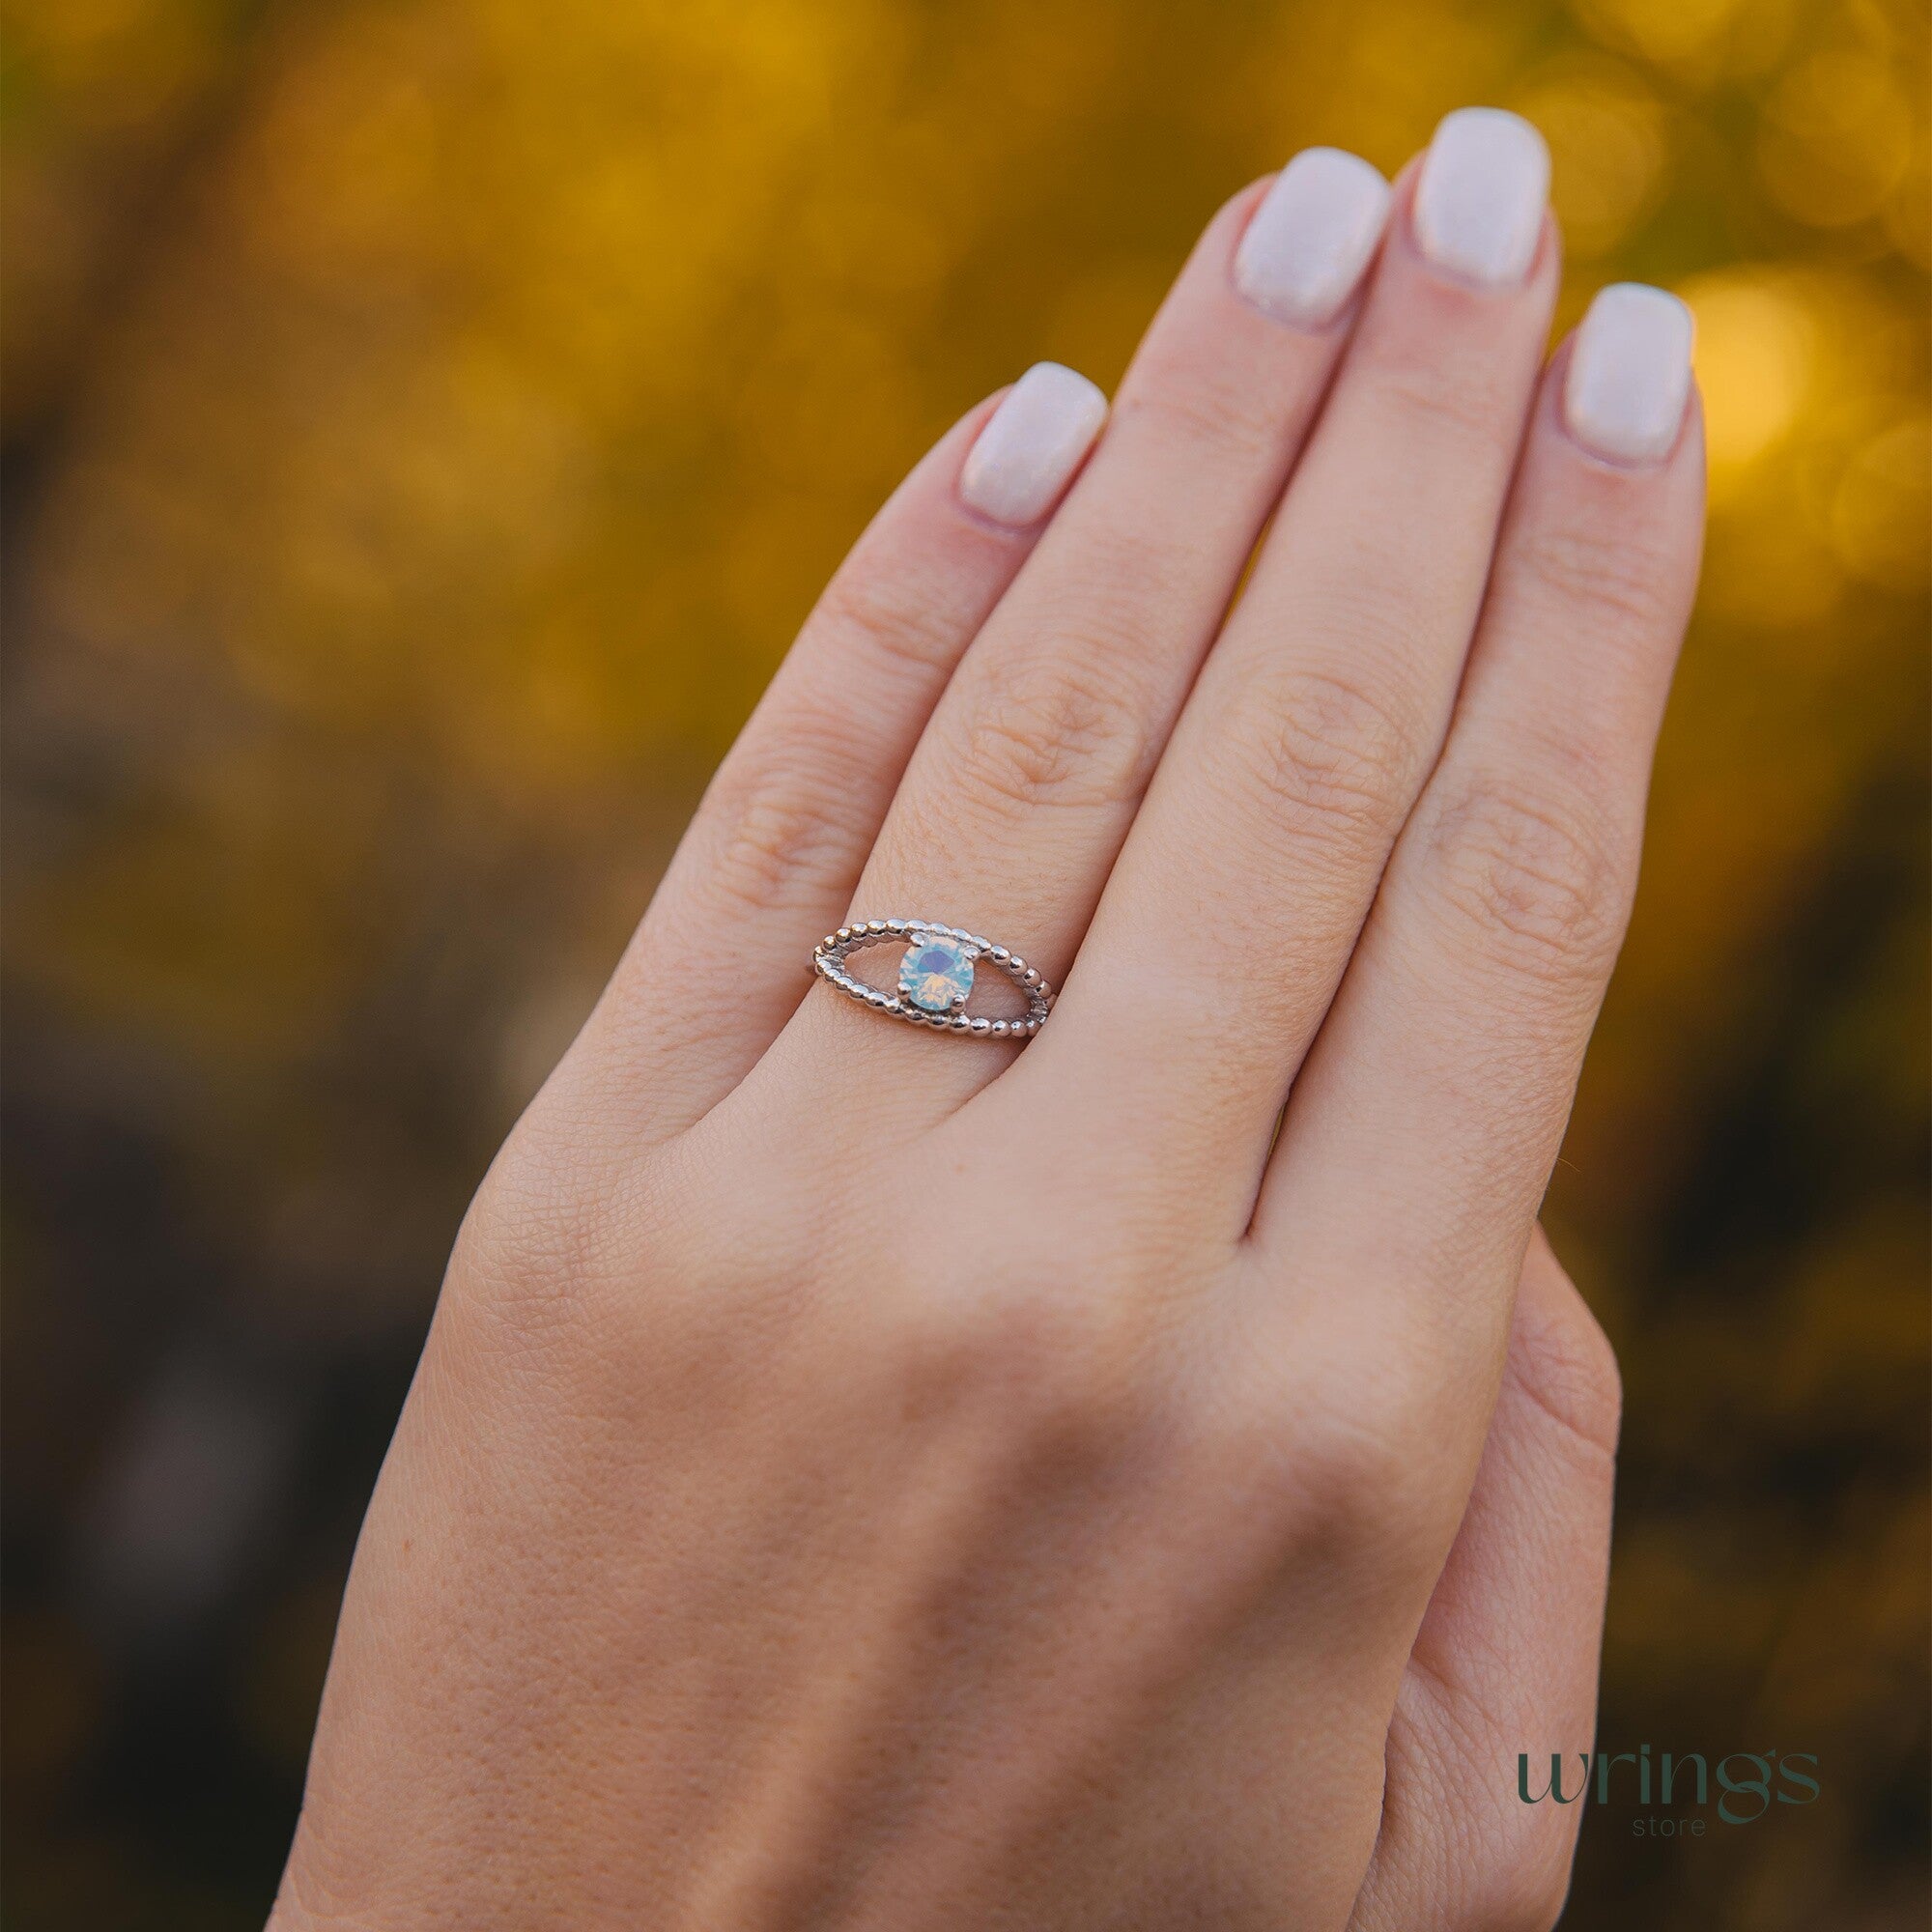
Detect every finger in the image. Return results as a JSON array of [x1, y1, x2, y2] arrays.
[[773, 151, 1395, 1101], [1030, 110, 1558, 1213], [553, 383, 1100, 1140], [1350, 1231, 1620, 1932], [1257, 284, 1703, 1390]]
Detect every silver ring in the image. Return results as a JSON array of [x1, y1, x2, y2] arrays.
[[812, 920, 1054, 1037]]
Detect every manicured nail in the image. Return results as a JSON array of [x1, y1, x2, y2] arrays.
[[1412, 106, 1549, 288], [1563, 283, 1695, 466], [1234, 148, 1392, 329], [958, 362, 1109, 527]]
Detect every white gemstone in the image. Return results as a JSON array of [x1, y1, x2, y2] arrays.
[[899, 933, 975, 1013]]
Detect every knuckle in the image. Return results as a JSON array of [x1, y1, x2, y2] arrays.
[[1511, 521, 1679, 638], [1422, 771, 1633, 982], [1122, 365, 1281, 467], [1367, 356, 1518, 452], [1217, 1381, 1443, 1574], [813, 563, 963, 681], [1510, 1279, 1623, 1460], [1217, 665, 1420, 859], [947, 647, 1154, 817], [703, 726, 865, 913], [443, 1140, 668, 1364], [459, 1122, 609, 1303]]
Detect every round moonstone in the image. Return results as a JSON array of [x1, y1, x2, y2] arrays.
[[899, 933, 975, 1013]]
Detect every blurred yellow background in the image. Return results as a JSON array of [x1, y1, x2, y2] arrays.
[[3, 0, 1925, 1924]]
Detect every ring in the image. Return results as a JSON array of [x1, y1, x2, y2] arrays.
[[812, 920, 1054, 1037]]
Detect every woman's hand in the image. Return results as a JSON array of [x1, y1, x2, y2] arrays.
[[274, 108, 1702, 1931]]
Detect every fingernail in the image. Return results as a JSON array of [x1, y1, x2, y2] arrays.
[[1412, 106, 1549, 288], [1563, 283, 1695, 466], [958, 362, 1109, 528], [1233, 148, 1392, 329]]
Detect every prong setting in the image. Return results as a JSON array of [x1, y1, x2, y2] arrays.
[[811, 920, 1053, 1038]]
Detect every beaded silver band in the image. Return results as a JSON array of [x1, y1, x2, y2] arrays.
[[812, 919, 1054, 1037]]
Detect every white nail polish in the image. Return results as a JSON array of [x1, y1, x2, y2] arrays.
[[958, 363, 1109, 527], [1563, 283, 1695, 466], [1412, 106, 1549, 288], [1234, 148, 1392, 329]]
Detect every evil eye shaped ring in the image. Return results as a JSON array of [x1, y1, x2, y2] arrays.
[[811, 920, 1054, 1038]]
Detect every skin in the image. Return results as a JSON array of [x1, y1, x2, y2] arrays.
[[271, 155, 1704, 1930]]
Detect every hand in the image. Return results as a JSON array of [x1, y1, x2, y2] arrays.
[[273, 110, 1702, 1930]]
